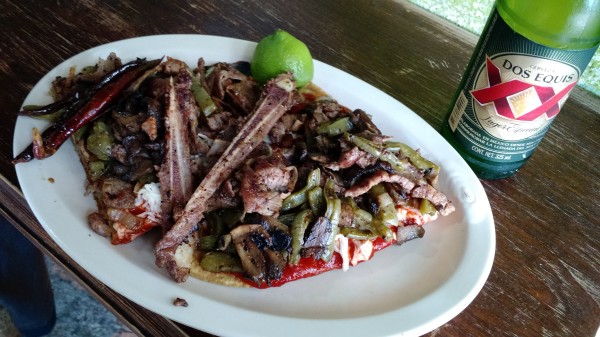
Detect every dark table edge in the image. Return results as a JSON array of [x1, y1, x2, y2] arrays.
[[0, 174, 198, 337]]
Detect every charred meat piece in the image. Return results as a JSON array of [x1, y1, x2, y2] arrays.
[[341, 161, 396, 188], [349, 108, 381, 134], [338, 201, 355, 228], [344, 170, 416, 198], [88, 212, 111, 238], [50, 52, 123, 101], [204, 179, 242, 212], [226, 79, 261, 114], [301, 216, 333, 260], [240, 154, 298, 216], [203, 110, 234, 133], [104, 90, 165, 183], [98, 177, 137, 209], [205, 62, 260, 116], [172, 297, 189, 307], [111, 132, 159, 183], [410, 184, 455, 216], [335, 146, 378, 170]]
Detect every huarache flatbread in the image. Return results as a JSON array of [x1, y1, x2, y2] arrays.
[[14, 54, 455, 289]]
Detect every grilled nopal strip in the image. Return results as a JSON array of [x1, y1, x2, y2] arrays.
[[155, 73, 296, 282]]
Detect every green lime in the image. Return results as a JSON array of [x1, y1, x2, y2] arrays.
[[251, 29, 314, 87]]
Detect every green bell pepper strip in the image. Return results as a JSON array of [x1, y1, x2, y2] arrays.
[[281, 168, 321, 211], [307, 186, 325, 215], [86, 120, 113, 161], [353, 208, 374, 230], [344, 132, 381, 157], [316, 117, 354, 136], [363, 184, 397, 242], [88, 161, 107, 181], [207, 212, 226, 236], [277, 213, 296, 227], [343, 133, 408, 174], [321, 223, 339, 262], [323, 179, 341, 226], [369, 184, 398, 226], [324, 199, 341, 227], [419, 198, 437, 216], [290, 209, 314, 265], [281, 191, 308, 212], [385, 141, 440, 178], [344, 192, 395, 241], [371, 216, 395, 242], [321, 179, 341, 262], [218, 208, 244, 228], [21, 106, 66, 122], [340, 227, 378, 240], [190, 73, 217, 116], [198, 235, 219, 250], [200, 251, 244, 272]]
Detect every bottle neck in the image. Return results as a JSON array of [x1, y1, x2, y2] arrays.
[[496, 0, 600, 50]]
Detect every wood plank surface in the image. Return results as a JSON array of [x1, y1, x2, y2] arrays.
[[0, 177, 205, 337], [0, 1, 598, 336]]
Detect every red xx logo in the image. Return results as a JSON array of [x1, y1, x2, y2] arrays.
[[470, 56, 576, 121]]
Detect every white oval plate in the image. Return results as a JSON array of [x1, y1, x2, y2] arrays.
[[13, 35, 495, 337]]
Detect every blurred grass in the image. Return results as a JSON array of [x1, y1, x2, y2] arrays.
[[407, 0, 600, 96]]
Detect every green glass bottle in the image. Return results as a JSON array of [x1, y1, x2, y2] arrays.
[[441, 0, 600, 179]]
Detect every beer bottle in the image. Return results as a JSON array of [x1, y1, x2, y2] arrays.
[[441, 0, 600, 179]]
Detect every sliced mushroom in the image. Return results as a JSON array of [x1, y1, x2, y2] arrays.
[[230, 224, 271, 285], [264, 249, 286, 282], [243, 214, 292, 251], [396, 225, 425, 245]]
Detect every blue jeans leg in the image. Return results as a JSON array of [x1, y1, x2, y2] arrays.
[[0, 218, 56, 337]]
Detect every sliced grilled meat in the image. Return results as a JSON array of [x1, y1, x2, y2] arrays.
[[301, 217, 333, 260], [240, 154, 298, 216]]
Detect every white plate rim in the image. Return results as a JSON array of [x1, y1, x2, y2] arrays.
[[13, 34, 495, 337]]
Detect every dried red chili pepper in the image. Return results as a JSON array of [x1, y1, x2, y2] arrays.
[[19, 92, 81, 118], [13, 58, 161, 164]]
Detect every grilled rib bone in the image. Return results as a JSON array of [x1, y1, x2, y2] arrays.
[[155, 73, 296, 282], [158, 72, 195, 230]]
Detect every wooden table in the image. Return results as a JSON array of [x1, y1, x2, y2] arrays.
[[1, 1, 599, 336]]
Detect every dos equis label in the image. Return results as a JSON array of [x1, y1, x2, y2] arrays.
[[447, 9, 597, 163]]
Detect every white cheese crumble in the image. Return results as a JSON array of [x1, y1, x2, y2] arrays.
[[396, 206, 437, 226], [350, 239, 373, 267], [334, 234, 375, 271], [113, 222, 129, 238], [334, 234, 350, 271], [135, 182, 162, 223]]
